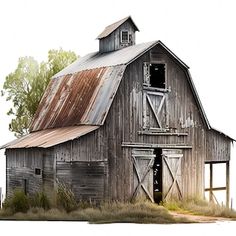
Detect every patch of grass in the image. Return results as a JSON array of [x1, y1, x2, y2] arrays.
[[163, 198, 236, 218], [0, 201, 191, 223], [30, 192, 51, 210], [3, 190, 30, 214], [56, 181, 77, 212]]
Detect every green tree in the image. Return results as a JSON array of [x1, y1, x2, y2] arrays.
[[1, 48, 78, 137]]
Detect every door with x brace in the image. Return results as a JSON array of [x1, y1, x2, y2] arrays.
[[162, 149, 183, 201], [131, 149, 155, 202]]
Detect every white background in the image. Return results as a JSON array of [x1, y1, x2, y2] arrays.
[[0, 0, 236, 233]]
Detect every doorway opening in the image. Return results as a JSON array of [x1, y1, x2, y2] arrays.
[[153, 148, 163, 203]]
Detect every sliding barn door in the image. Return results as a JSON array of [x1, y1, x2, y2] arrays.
[[143, 90, 167, 130], [162, 149, 183, 201], [131, 149, 155, 202]]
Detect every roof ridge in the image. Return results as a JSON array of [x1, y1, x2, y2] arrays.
[[97, 16, 138, 39]]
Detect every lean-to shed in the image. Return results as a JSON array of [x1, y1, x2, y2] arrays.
[[1, 16, 233, 205]]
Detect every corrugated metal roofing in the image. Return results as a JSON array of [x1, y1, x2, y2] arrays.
[[97, 16, 139, 39], [53, 41, 189, 79], [53, 41, 156, 78], [31, 40, 190, 132], [30, 65, 126, 132], [1, 126, 99, 149]]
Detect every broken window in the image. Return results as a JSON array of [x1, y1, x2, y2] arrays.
[[143, 63, 166, 89], [121, 30, 129, 43], [150, 64, 166, 88]]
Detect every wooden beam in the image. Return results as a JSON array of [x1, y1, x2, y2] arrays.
[[122, 142, 192, 149], [205, 161, 229, 164], [156, 96, 165, 116], [146, 95, 162, 128], [205, 187, 226, 191], [138, 131, 188, 136], [143, 85, 171, 93], [209, 163, 213, 202], [226, 161, 230, 208]]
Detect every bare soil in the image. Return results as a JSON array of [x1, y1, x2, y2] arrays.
[[170, 211, 233, 223]]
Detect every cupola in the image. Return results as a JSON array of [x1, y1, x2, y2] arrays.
[[97, 16, 139, 53]]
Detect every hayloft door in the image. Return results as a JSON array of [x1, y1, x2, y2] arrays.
[[131, 149, 155, 202], [162, 149, 183, 201], [143, 90, 168, 130]]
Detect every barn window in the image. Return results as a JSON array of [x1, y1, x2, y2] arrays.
[[35, 168, 41, 175], [143, 63, 166, 88], [150, 64, 166, 88], [121, 30, 129, 43]]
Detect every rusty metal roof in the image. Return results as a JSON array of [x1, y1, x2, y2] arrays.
[[30, 41, 190, 132], [97, 16, 139, 39], [1, 126, 99, 149], [30, 65, 126, 131]]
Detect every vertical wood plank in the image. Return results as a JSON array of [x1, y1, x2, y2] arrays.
[[226, 161, 230, 208]]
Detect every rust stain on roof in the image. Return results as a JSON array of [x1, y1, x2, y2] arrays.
[[30, 67, 107, 131], [30, 65, 126, 132], [1, 126, 99, 149]]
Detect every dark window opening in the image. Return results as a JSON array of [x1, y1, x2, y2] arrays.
[[35, 168, 41, 175], [121, 31, 129, 43], [150, 63, 165, 88], [153, 148, 163, 203]]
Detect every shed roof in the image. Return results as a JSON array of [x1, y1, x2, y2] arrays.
[[97, 16, 139, 39], [1, 126, 99, 149]]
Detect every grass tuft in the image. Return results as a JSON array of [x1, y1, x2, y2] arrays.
[[56, 181, 77, 212], [163, 198, 236, 218], [3, 190, 30, 214]]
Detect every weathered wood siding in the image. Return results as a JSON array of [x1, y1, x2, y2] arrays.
[[206, 129, 231, 162], [6, 42, 231, 203], [42, 149, 55, 198], [100, 43, 230, 200], [105, 44, 206, 199], [53, 43, 230, 202], [54, 130, 108, 202], [56, 161, 108, 202], [6, 148, 54, 197], [99, 20, 136, 53]]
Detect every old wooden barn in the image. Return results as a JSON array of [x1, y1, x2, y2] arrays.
[[1, 16, 234, 205]]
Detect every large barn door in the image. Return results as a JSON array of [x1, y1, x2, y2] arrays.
[[131, 149, 155, 202], [143, 90, 167, 130], [162, 149, 183, 201]]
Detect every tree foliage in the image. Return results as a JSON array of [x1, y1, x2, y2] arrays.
[[1, 48, 78, 137]]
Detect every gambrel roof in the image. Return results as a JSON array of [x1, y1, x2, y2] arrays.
[[1, 40, 233, 149], [30, 40, 192, 132]]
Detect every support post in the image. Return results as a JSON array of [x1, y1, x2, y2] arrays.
[[209, 163, 213, 202], [226, 161, 230, 208]]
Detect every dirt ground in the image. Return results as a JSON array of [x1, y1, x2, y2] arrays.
[[170, 211, 233, 223]]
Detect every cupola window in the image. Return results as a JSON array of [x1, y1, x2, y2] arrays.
[[121, 30, 129, 43]]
